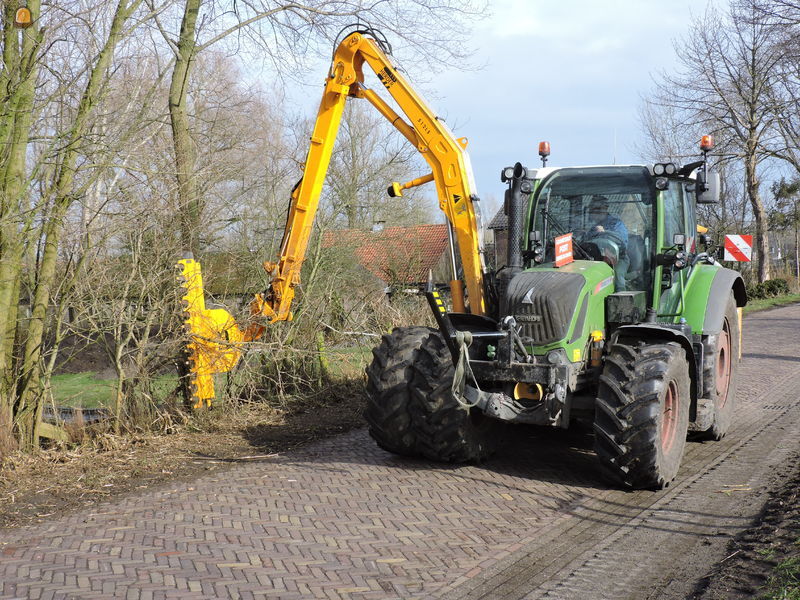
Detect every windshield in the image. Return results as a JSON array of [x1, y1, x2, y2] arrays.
[[532, 166, 655, 293]]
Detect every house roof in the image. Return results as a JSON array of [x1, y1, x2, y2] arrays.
[[322, 223, 449, 284], [487, 208, 508, 230]]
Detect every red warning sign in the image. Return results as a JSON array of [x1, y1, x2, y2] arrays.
[[554, 233, 574, 267], [724, 234, 753, 262]]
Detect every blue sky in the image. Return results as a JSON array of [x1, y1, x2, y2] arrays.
[[430, 0, 714, 211]]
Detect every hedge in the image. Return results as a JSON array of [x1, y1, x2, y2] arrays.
[[745, 278, 791, 300]]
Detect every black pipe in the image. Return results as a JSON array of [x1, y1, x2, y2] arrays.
[[495, 162, 528, 317], [507, 162, 527, 272]]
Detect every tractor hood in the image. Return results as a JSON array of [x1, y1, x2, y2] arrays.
[[506, 261, 615, 347]]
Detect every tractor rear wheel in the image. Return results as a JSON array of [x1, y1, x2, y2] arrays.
[[594, 339, 691, 489], [410, 331, 497, 462], [702, 293, 740, 440], [364, 326, 434, 457]]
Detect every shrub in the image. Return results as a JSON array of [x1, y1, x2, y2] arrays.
[[746, 278, 790, 300]]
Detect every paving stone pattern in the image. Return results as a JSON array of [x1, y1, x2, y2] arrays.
[[1, 303, 799, 600]]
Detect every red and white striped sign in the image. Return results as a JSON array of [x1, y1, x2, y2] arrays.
[[724, 234, 753, 262], [554, 233, 574, 267]]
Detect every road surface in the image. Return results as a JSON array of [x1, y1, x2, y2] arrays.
[[1, 303, 799, 599]]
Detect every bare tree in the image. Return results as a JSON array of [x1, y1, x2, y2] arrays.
[[0, 0, 44, 447], [647, 0, 785, 282], [68, 204, 184, 432], [754, 0, 800, 22], [771, 177, 800, 279], [324, 102, 430, 229], [752, 1, 800, 177], [0, 0, 153, 448], [636, 101, 699, 164], [160, 0, 486, 255]]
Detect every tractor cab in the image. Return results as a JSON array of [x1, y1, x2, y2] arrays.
[[527, 165, 656, 294], [522, 160, 717, 323]]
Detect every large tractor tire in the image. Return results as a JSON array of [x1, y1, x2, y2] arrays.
[[364, 326, 434, 457], [594, 339, 691, 489], [410, 331, 497, 463], [701, 292, 741, 440]]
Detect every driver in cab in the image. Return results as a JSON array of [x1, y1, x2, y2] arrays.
[[585, 194, 629, 290], [586, 195, 628, 246]]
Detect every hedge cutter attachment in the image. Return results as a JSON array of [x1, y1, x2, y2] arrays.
[[177, 256, 248, 408]]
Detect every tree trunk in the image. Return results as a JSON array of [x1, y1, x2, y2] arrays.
[[0, 0, 41, 446], [113, 361, 125, 435], [14, 0, 140, 449], [744, 153, 770, 282], [795, 199, 799, 280], [169, 0, 201, 254]]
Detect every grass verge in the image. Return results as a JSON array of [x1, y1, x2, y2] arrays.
[[50, 373, 116, 409], [762, 555, 800, 599], [743, 293, 800, 315], [50, 345, 373, 409], [50, 372, 178, 409]]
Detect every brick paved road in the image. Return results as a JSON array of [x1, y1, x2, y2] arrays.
[[1, 303, 799, 600]]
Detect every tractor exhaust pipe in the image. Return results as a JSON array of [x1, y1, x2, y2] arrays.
[[497, 162, 529, 314], [507, 162, 527, 272]]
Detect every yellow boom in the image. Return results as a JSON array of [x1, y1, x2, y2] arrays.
[[178, 28, 489, 407]]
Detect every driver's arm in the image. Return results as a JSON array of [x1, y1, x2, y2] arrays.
[[606, 216, 629, 246]]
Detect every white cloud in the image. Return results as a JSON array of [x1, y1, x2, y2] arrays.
[[431, 0, 717, 197]]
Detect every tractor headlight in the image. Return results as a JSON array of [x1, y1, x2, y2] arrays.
[[546, 350, 562, 365], [653, 162, 677, 177]]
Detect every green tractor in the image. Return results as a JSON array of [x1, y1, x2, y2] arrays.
[[365, 139, 746, 490]]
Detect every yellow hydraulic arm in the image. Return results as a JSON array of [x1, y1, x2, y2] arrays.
[[177, 28, 489, 407]]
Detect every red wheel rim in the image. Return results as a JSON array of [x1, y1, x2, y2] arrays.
[[716, 319, 732, 406], [661, 380, 679, 453]]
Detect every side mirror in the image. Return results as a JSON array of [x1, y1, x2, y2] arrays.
[[697, 170, 720, 204]]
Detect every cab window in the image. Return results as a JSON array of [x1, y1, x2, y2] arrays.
[[531, 166, 655, 293], [662, 184, 685, 248]]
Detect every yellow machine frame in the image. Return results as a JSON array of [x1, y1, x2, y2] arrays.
[[178, 29, 489, 407]]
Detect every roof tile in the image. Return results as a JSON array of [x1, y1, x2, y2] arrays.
[[323, 224, 448, 283]]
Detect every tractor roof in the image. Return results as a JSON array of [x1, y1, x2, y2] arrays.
[[529, 164, 698, 181]]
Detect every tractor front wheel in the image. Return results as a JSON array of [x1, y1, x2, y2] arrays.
[[594, 339, 691, 489], [410, 331, 497, 462], [364, 326, 435, 457]]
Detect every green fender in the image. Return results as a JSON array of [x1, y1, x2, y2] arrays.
[[681, 265, 746, 334]]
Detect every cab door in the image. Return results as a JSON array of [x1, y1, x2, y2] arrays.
[[658, 182, 690, 316]]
